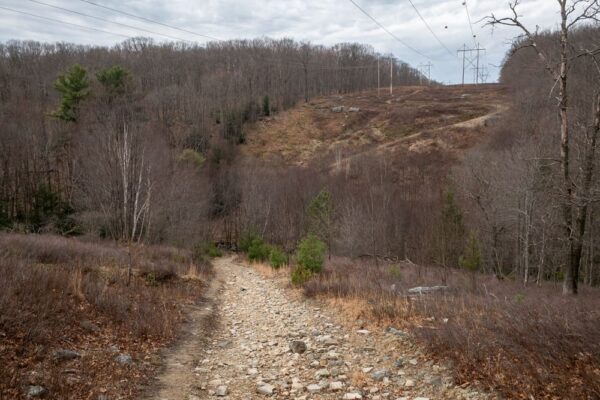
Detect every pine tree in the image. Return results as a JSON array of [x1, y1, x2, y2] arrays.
[[307, 190, 334, 257], [96, 65, 130, 98], [52, 64, 89, 122], [434, 189, 466, 274], [459, 231, 482, 272], [262, 95, 270, 116], [460, 231, 483, 291]]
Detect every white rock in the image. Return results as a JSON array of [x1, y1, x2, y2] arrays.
[[306, 384, 321, 393], [329, 381, 343, 391], [316, 368, 330, 378], [215, 386, 228, 396], [208, 379, 222, 387], [257, 383, 275, 395], [343, 393, 363, 399]]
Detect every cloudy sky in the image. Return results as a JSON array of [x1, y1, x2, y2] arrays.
[[0, 0, 563, 83]]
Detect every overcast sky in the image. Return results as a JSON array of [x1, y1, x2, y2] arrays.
[[0, 0, 563, 83]]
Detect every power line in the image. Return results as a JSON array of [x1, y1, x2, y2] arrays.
[[406, 0, 454, 57], [347, 0, 431, 60], [2, 4, 405, 77], [28, 0, 194, 43], [462, 1, 478, 47], [76, 0, 223, 42], [0, 5, 132, 39]]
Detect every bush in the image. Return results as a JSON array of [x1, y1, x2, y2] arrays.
[[238, 231, 262, 253], [248, 238, 270, 262], [389, 265, 402, 279], [192, 242, 222, 262], [269, 246, 287, 269], [296, 234, 326, 273], [291, 265, 312, 285]]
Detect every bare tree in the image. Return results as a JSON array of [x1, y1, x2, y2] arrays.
[[486, 0, 600, 294]]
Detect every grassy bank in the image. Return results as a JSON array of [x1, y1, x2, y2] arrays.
[[297, 258, 600, 399], [0, 233, 211, 399]]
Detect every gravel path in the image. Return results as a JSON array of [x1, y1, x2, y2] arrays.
[[154, 256, 491, 400]]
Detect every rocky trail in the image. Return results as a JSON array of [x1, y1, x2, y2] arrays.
[[150, 257, 491, 400]]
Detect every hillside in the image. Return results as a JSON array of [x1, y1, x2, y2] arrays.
[[243, 84, 508, 167]]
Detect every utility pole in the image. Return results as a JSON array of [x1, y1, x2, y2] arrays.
[[457, 43, 485, 86], [418, 62, 433, 86], [377, 56, 380, 97], [458, 44, 467, 86], [389, 56, 393, 96]]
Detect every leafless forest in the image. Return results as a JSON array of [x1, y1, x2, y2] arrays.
[[1, 1, 600, 399], [0, 37, 421, 246]]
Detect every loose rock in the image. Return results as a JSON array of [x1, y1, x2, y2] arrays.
[[115, 354, 132, 365], [215, 386, 228, 396], [26, 385, 48, 398], [289, 340, 307, 354], [53, 349, 81, 361]]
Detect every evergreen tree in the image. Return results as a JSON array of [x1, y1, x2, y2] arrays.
[[262, 95, 270, 116], [96, 65, 130, 98], [460, 231, 483, 291], [435, 189, 466, 266], [459, 231, 483, 272], [433, 189, 466, 283], [307, 190, 334, 256], [52, 64, 89, 122], [297, 234, 326, 273]]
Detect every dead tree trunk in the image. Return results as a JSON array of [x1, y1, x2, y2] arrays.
[[567, 93, 600, 293]]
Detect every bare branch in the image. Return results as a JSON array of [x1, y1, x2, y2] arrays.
[[484, 1, 557, 76], [567, 0, 600, 28]]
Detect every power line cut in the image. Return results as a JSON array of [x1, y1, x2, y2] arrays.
[[347, 0, 431, 60], [462, 0, 478, 47], [28, 0, 194, 43], [406, 0, 454, 57], [0, 5, 132, 39], [76, 0, 223, 42]]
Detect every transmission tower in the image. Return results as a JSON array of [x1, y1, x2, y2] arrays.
[[457, 43, 485, 85], [418, 62, 433, 86]]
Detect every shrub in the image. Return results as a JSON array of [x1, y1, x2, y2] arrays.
[[177, 149, 205, 167], [296, 234, 326, 273], [389, 265, 402, 279], [248, 238, 270, 262], [238, 231, 262, 253], [291, 265, 312, 285], [192, 241, 222, 262], [206, 243, 223, 258], [269, 246, 287, 269]]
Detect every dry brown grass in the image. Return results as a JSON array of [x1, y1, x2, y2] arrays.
[[243, 85, 508, 166], [243, 259, 289, 279], [0, 233, 210, 399], [301, 258, 600, 399]]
